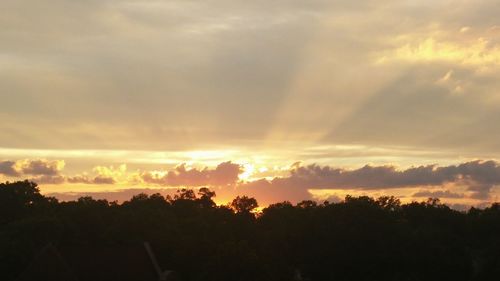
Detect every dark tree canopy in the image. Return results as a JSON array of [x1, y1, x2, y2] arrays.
[[1, 180, 500, 281], [230, 196, 259, 213]]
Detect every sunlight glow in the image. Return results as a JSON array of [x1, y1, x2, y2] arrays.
[[185, 150, 237, 161], [239, 164, 255, 181], [378, 37, 500, 66]]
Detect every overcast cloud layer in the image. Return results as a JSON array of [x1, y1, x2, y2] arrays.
[[1, 0, 500, 155]]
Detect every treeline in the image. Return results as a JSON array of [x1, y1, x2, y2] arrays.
[[1, 180, 500, 281]]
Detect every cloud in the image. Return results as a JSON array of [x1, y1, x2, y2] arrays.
[[1, 0, 500, 182], [467, 183, 493, 200], [1, 160, 240, 187], [412, 190, 465, 199], [140, 161, 242, 186], [237, 160, 500, 202], [0, 161, 19, 176], [0, 160, 124, 185], [30, 175, 66, 185], [0, 159, 64, 177], [263, 163, 448, 190], [93, 164, 126, 179], [0, 159, 68, 185], [67, 175, 116, 185], [65, 164, 127, 185], [6, 159, 500, 204], [93, 175, 116, 184], [380, 37, 500, 66], [17, 159, 65, 176]]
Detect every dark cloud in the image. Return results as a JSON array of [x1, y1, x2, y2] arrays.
[[93, 176, 116, 185], [450, 160, 500, 199], [67, 175, 116, 185], [412, 190, 465, 199], [467, 183, 492, 200], [0, 161, 19, 176], [30, 175, 66, 185], [32, 159, 500, 208], [279, 164, 449, 189], [141, 161, 242, 186], [7, 159, 500, 204], [19, 159, 64, 176], [237, 160, 500, 202], [0, 159, 64, 177], [0, 159, 120, 185]]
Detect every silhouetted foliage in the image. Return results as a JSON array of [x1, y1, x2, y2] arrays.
[[1, 180, 500, 281], [230, 196, 259, 214]]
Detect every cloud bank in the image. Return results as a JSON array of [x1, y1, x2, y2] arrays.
[[4, 159, 498, 206], [238, 160, 500, 202]]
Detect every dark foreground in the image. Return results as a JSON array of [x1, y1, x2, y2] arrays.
[[1, 180, 500, 281]]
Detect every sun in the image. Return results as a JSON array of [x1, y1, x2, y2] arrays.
[[239, 163, 255, 181]]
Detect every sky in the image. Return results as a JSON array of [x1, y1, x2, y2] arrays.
[[2, 0, 500, 208]]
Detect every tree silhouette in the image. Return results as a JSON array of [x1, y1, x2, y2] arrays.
[[1, 180, 500, 281], [230, 196, 258, 213], [197, 187, 216, 208], [174, 189, 196, 200]]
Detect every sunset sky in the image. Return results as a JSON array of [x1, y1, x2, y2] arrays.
[[2, 0, 500, 207]]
